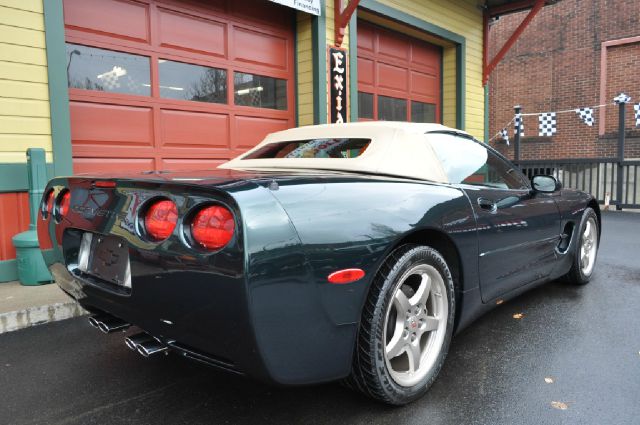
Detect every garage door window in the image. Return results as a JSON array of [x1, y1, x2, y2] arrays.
[[234, 72, 287, 110], [411, 101, 436, 123], [66, 43, 150, 96], [358, 92, 374, 119], [378, 95, 406, 121], [158, 60, 227, 104]]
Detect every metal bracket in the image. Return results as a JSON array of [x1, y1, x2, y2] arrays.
[[334, 0, 361, 47]]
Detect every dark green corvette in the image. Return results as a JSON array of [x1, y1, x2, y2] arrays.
[[39, 122, 601, 405]]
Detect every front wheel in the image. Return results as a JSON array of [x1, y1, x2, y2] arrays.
[[346, 245, 455, 405], [565, 207, 599, 285]]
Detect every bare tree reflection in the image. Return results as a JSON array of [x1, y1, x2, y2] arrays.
[[187, 68, 227, 103]]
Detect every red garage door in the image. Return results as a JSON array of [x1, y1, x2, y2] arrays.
[[63, 0, 295, 173], [357, 20, 441, 123]]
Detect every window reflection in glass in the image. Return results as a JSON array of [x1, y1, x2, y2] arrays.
[[358, 92, 374, 119], [427, 133, 528, 189], [159, 60, 227, 103], [411, 101, 436, 123], [378, 95, 407, 121], [66, 43, 150, 96], [234, 72, 287, 110]]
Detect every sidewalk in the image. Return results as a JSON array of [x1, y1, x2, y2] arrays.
[[0, 281, 86, 334]]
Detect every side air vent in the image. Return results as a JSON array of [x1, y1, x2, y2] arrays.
[[557, 222, 575, 253]]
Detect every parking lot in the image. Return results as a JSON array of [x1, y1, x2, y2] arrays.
[[1, 211, 638, 425]]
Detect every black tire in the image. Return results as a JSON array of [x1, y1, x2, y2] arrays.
[[564, 207, 599, 285], [346, 244, 455, 405]]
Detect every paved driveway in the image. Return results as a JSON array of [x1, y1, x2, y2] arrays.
[[1, 211, 638, 425]]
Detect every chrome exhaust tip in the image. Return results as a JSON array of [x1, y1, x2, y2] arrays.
[[93, 316, 130, 334], [136, 339, 168, 357], [124, 333, 154, 351], [88, 315, 109, 329]]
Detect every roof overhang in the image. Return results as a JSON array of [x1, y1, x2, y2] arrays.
[[484, 0, 561, 18]]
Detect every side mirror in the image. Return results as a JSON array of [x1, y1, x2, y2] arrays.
[[531, 175, 560, 193]]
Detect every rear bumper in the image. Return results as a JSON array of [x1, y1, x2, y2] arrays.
[[50, 260, 268, 380]]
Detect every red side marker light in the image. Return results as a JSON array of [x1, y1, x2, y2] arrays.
[[145, 199, 178, 241], [94, 180, 116, 188], [327, 268, 365, 284]]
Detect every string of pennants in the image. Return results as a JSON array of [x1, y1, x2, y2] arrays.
[[491, 93, 640, 145]]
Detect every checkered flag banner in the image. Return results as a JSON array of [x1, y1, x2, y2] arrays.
[[500, 128, 510, 145], [514, 113, 524, 137], [538, 112, 557, 137], [613, 93, 631, 104], [575, 107, 594, 126], [98, 71, 121, 90], [635, 103, 640, 127]]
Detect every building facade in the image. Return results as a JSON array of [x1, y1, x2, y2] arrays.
[[488, 0, 640, 160], [1, 0, 542, 281]]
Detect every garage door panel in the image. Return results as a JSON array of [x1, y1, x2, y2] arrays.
[[70, 102, 153, 146], [412, 43, 440, 72], [377, 30, 410, 62], [357, 23, 375, 53], [233, 116, 289, 149], [160, 158, 228, 171], [358, 57, 374, 87], [410, 71, 438, 99], [160, 109, 229, 149], [377, 62, 408, 92], [63, 0, 149, 43], [233, 27, 288, 70], [158, 8, 227, 58], [74, 157, 155, 174]]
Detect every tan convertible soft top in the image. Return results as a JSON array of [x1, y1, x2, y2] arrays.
[[219, 121, 471, 183]]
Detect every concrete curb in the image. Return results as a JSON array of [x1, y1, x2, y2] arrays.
[[0, 301, 87, 334]]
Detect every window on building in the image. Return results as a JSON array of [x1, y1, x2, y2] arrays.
[[234, 72, 287, 110], [358, 92, 374, 119], [411, 101, 437, 123], [158, 60, 227, 104], [378, 95, 407, 121], [66, 43, 150, 96]]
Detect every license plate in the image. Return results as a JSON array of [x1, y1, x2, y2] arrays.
[[78, 233, 131, 287]]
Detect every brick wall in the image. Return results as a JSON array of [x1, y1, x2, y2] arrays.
[[488, 0, 640, 160]]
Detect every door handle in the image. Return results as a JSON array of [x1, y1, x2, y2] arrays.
[[477, 197, 497, 212]]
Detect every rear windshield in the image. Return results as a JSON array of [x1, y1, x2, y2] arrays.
[[243, 138, 371, 159]]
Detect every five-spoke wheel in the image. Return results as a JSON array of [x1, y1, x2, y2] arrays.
[[383, 264, 448, 387], [346, 245, 455, 405]]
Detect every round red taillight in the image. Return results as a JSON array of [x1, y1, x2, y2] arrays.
[[144, 199, 178, 241], [42, 189, 55, 219], [58, 190, 71, 217], [190, 205, 235, 250]]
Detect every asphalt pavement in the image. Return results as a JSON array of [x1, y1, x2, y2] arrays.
[[1, 211, 639, 425]]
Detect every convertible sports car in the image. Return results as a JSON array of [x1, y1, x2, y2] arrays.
[[39, 122, 600, 405]]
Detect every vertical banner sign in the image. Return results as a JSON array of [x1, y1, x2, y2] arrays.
[[329, 47, 348, 123]]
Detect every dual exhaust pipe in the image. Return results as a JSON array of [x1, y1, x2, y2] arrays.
[[125, 332, 168, 357], [88, 315, 130, 333], [88, 315, 168, 357]]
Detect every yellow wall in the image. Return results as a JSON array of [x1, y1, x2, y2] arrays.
[[0, 0, 52, 163], [297, 11, 314, 126]]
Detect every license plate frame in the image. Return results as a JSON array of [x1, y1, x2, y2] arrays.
[[78, 233, 131, 288]]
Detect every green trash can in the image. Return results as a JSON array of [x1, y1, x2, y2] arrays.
[[12, 148, 52, 285], [12, 230, 51, 285]]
